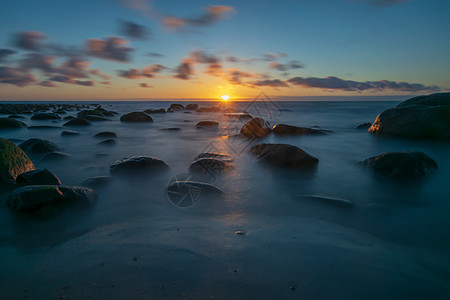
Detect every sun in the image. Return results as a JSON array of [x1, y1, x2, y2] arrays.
[[221, 95, 230, 101]]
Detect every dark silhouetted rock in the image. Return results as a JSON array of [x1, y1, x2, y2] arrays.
[[94, 131, 117, 138], [196, 121, 219, 128], [63, 116, 75, 120], [356, 122, 372, 129], [0, 138, 35, 183], [298, 195, 357, 209], [99, 138, 117, 145], [193, 152, 234, 163], [167, 181, 224, 197], [80, 176, 112, 189], [31, 113, 61, 120], [63, 118, 92, 126], [41, 151, 71, 162], [16, 169, 61, 186], [369, 92, 450, 139], [359, 151, 437, 179], [186, 104, 199, 111], [241, 118, 271, 138], [77, 109, 104, 117], [0, 118, 26, 130], [169, 103, 184, 111], [61, 130, 80, 136], [272, 124, 327, 135], [161, 127, 181, 131], [8, 114, 25, 119], [20, 138, 61, 155], [120, 112, 153, 123], [251, 143, 319, 169], [189, 158, 233, 177], [83, 115, 110, 121], [110, 156, 169, 176], [28, 125, 62, 130], [144, 108, 166, 114]]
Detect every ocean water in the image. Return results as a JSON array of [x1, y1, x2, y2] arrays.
[[1, 99, 449, 299]]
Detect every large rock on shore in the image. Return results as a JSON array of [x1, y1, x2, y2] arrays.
[[120, 112, 153, 123], [169, 104, 184, 111], [186, 104, 199, 111], [16, 169, 61, 186], [359, 151, 437, 179], [7, 185, 97, 213], [368, 92, 450, 139], [189, 158, 233, 177], [19, 138, 61, 155], [110, 156, 169, 176], [251, 143, 319, 169], [241, 118, 271, 138], [272, 124, 327, 135], [0, 118, 26, 130], [0, 138, 35, 183]]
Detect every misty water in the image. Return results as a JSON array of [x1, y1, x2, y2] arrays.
[[1, 99, 449, 298]]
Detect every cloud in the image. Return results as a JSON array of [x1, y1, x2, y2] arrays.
[[227, 68, 262, 85], [90, 69, 111, 80], [47, 75, 94, 86], [174, 59, 194, 80], [148, 52, 163, 57], [287, 76, 441, 92], [20, 53, 56, 73], [250, 79, 289, 88], [263, 53, 288, 61], [100, 81, 111, 85], [118, 64, 165, 79], [45, 44, 84, 57], [75, 80, 94, 86], [140, 83, 152, 88], [0, 49, 17, 63], [120, 20, 149, 39], [14, 31, 46, 50], [269, 60, 304, 71], [57, 57, 91, 78], [190, 50, 223, 76], [38, 80, 57, 87], [163, 5, 234, 29], [87, 37, 133, 62], [0, 66, 37, 87]]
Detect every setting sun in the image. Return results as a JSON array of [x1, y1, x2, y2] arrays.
[[221, 95, 230, 101]]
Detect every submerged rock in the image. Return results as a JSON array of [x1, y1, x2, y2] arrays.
[[196, 121, 219, 128], [99, 138, 117, 145], [298, 195, 357, 209], [0, 118, 26, 130], [83, 115, 110, 121], [359, 151, 437, 179], [186, 104, 199, 111], [20, 138, 61, 155], [110, 156, 170, 176], [144, 108, 166, 114], [61, 130, 80, 136], [167, 181, 224, 195], [80, 176, 112, 189], [0, 138, 35, 183], [193, 152, 234, 163], [368, 92, 450, 139], [41, 151, 71, 162], [356, 122, 372, 129], [240, 118, 271, 138], [161, 127, 181, 131], [94, 131, 117, 138], [169, 103, 184, 111], [77, 109, 104, 117], [272, 124, 327, 135], [189, 158, 233, 177], [63, 117, 92, 126], [120, 112, 153, 123], [251, 143, 319, 169], [28, 125, 61, 130], [16, 169, 61, 186], [31, 113, 61, 120]]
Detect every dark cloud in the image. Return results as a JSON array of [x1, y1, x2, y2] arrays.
[[100, 81, 111, 85], [14, 31, 46, 50], [269, 60, 304, 71], [227, 68, 261, 85], [20, 54, 55, 73], [189, 50, 223, 76], [163, 5, 234, 29], [174, 59, 194, 80], [250, 79, 289, 88], [38, 81, 57, 87], [140, 83, 152, 88], [0, 49, 17, 63], [90, 69, 111, 80], [75, 80, 94, 86], [87, 37, 133, 62], [45, 44, 84, 57], [148, 52, 164, 57], [48, 75, 74, 83], [120, 20, 149, 39], [0, 66, 37, 87], [287, 76, 441, 92], [119, 64, 165, 79], [263, 53, 288, 61], [58, 57, 91, 78]]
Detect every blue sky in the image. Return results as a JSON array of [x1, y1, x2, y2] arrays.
[[0, 0, 449, 100]]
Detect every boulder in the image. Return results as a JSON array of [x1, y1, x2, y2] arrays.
[[161, 127, 182, 131], [31, 113, 61, 120], [272, 124, 327, 135], [193, 152, 234, 163], [167, 181, 224, 196], [189, 158, 233, 177], [240, 118, 271, 138], [0, 118, 26, 130], [61, 130, 80, 136], [144, 108, 166, 114], [83, 115, 110, 121], [77, 109, 105, 117], [20, 138, 61, 155], [99, 138, 117, 145], [359, 151, 437, 179], [298, 195, 357, 209], [16, 169, 61, 186], [356, 122, 372, 129], [94, 131, 117, 138], [169, 103, 184, 111], [63, 117, 92, 126], [110, 156, 169, 176], [368, 92, 450, 139], [28, 125, 61, 130], [0, 138, 35, 183], [41, 151, 71, 162], [8, 114, 25, 119], [251, 143, 319, 169], [80, 176, 112, 189], [120, 112, 153, 123], [186, 104, 199, 111], [63, 116, 75, 120], [7, 185, 97, 213], [196, 121, 219, 128]]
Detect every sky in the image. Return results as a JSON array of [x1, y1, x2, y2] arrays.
[[0, 0, 449, 100]]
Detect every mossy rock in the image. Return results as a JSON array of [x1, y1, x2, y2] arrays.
[[0, 138, 35, 183]]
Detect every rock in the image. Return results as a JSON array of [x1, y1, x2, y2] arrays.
[[356, 122, 372, 129], [241, 118, 271, 138], [272, 124, 327, 135], [186, 104, 199, 111], [161, 127, 181, 131], [61, 130, 80, 136], [169, 103, 184, 111], [83, 115, 110, 121], [80, 176, 112, 189], [196, 121, 219, 128], [298, 195, 357, 209], [16, 169, 61, 186], [120, 112, 153, 123], [28, 125, 61, 130], [224, 113, 253, 120], [189, 158, 233, 177], [63, 117, 92, 126], [144, 108, 166, 114], [63, 116, 75, 120], [31, 113, 61, 120], [8, 114, 25, 119], [167, 181, 224, 196], [193, 152, 234, 163], [41, 151, 71, 162], [77, 109, 104, 117], [94, 131, 117, 138], [251, 143, 319, 169], [0, 138, 35, 183], [368, 92, 450, 139], [110, 156, 170, 176], [359, 151, 437, 179], [196, 107, 222, 113], [99, 138, 117, 145], [20, 138, 61, 155], [7, 185, 97, 213], [0, 118, 26, 130]]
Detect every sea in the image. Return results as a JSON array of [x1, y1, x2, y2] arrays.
[[0, 98, 449, 299]]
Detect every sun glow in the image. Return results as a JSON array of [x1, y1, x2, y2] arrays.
[[221, 95, 230, 101]]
